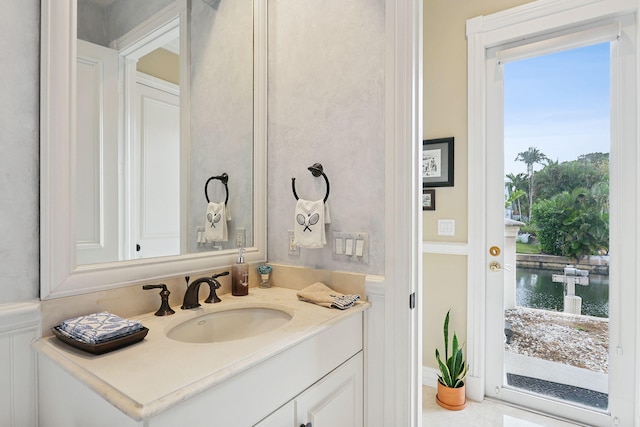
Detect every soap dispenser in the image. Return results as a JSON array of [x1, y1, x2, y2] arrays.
[[232, 248, 249, 296]]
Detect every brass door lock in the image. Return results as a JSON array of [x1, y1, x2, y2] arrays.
[[489, 261, 502, 272]]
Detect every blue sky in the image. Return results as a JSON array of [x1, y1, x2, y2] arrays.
[[504, 42, 610, 175]]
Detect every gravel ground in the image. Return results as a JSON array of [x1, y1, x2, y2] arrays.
[[505, 307, 609, 373]]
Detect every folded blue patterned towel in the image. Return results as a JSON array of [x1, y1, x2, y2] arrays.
[[58, 312, 143, 344]]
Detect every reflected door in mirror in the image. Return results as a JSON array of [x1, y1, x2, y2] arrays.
[[76, 40, 119, 265], [132, 75, 181, 259]]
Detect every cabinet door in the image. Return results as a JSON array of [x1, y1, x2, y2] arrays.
[[295, 352, 363, 427], [254, 401, 294, 427]]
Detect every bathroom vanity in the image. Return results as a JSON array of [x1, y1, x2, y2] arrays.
[[35, 287, 367, 426]]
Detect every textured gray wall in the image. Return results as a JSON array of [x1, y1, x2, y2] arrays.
[[77, 0, 108, 45], [189, 0, 254, 252], [267, 0, 385, 275], [0, 0, 40, 304], [77, 0, 173, 47]]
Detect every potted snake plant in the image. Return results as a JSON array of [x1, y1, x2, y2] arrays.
[[435, 310, 468, 410]]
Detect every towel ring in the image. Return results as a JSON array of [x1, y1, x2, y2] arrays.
[[291, 163, 330, 203], [205, 173, 229, 204]]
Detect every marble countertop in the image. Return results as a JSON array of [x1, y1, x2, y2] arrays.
[[34, 286, 369, 421]]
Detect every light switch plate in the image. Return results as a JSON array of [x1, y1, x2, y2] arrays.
[[332, 231, 369, 263], [355, 239, 365, 257], [235, 228, 245, 247], [288, 230, 299, 256], [344, 238, 354, 256], [438, 219, 455, 236]]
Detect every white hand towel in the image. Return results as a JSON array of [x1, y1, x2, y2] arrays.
[[205, 202, 228, 242], [324, 200, 331, 225], [294, 199, 325, 248], [297, 282, 361, 310]]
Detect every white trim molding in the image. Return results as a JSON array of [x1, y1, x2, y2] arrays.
[[422, 241, 468, 256], [384, 0, 423, 425], [364, 275, 385, 427], [422, 366, 440, 389], [0, 301, 40, 427]]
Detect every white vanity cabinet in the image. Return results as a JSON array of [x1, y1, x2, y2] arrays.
[[36, 291, 366, 427], [256, 352, 363, 427], [255, 402, 296, 427]]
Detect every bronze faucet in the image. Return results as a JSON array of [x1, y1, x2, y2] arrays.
[[181, 272, 229, 309]]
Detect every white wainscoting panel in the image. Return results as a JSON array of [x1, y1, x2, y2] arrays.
[[0, 301, 40, 427]]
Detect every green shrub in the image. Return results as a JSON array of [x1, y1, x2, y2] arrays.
[[532, 188, 609, 261], [532, 198, 566, 256]]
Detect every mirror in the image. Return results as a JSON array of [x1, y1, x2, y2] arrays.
[[40, 0, 266, 299], [75, 0, 254, 264]]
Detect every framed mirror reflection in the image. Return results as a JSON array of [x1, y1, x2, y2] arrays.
[[41, 0, 266, 299], [75, 0, 254, 265]]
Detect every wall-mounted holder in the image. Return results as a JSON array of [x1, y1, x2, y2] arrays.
[[205, 173, 229, 204], [292, 163, 330, 203]]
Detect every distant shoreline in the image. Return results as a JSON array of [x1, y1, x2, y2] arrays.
[[516, 254, 609, 276]]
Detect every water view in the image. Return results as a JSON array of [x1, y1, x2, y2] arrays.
[[516, 267, 609, 318]]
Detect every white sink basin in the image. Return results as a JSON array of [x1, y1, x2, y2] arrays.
[[166, 307, 292, 343]]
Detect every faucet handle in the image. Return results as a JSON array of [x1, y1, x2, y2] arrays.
[[208, 271, 229, 291], [212, 271, 229, 282], [204, 272, 228, 303], [142, 284, 176, 316]]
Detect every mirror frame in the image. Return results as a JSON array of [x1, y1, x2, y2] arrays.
[[40, 0, 267, 299]]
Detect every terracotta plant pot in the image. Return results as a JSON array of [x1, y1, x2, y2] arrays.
[[436, 381, 466, 410]]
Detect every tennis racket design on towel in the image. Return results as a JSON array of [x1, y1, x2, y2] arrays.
[[297, 212, 320, 232], [207, 212, 222, 228]]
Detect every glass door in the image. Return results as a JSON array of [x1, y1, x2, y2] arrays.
[[503, 41, 610, 407], [484, 25, 625, 426]]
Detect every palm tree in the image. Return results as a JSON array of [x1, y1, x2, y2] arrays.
[[515, 147, 549, 220], [505, 172, 528, 219]]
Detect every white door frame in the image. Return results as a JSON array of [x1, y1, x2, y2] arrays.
[[467, 0, 639, 425], [383, 0, 423, 426]]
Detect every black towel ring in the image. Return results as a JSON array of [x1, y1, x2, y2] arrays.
[[291, 163, 330, 203], [205, 173, 229, 204]]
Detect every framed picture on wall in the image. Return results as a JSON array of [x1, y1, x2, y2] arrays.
[[422, 189, 435, 211], [422, 137, 454, 187]]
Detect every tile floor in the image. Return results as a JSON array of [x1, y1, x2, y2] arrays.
[[422, 386, 583, 427]]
